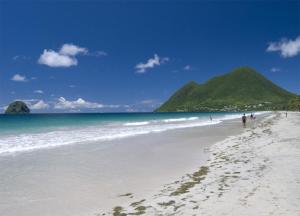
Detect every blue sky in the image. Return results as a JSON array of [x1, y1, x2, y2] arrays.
[[0, 0, 299, 112]]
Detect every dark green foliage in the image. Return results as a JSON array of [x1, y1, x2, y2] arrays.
[[287, 95, 300, 111], [156, 67, 296, 112], [5, 101, 30, 114]]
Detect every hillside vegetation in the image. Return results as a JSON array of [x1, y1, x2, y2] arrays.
[[288, 96, 300, 111], [156, 67, 296, 112]]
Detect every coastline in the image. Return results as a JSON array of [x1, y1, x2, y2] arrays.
[[2, 2, 298, 216], [0, 114, 252, 216], [0, 112, 251, 155], [107, 111, 300, 216]]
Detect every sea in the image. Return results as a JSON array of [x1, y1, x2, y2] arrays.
[[0, 112, 261, 155]]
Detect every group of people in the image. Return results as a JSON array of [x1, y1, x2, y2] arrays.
[[209, 113, 255, 127], [242, 113, 255, 127]]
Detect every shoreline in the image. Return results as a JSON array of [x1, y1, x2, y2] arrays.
[[105, 111, 300, 216], [0, 114, 255, 216], [0, 112, 266, 156]]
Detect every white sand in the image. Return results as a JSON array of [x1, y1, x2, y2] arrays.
[[0, 117, 242, 216], [110, 112, 300, 216]]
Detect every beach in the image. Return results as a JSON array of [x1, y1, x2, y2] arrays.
[[0, 113, 246, 216], [0, 112, 299, 216], [2, 1, 298, 215], [107, 112, 300, 216]]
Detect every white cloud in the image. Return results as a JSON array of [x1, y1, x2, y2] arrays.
[[34, 90, 44, 94], [270, 67, 280, 72], [54, 97, 104, 109], [11, 74, 27, 82], [13, 55, 31, 61], [38, 49, 77, 67], [135, 54, 169, 73], [54, 97, 121, 110], [183, 65, 191, 71], [162, 57, 169, 63], [88, 50, 108, 57], [18, 99, 38, 103], [38, 43, 88, 67], [0, 105, 8, 111], [12, 99, 49, 110], [7, 98, 118, 112], [30, 100, 49, 110], [140, 99, 155, 104], [136, 99, 162, 109], [59, 44, 88, 56], [267, 36, 300, 58], [126, 108, 137, 112], [95, 51, 107, 56]]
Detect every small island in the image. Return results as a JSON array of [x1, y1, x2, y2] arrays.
[[5, 101, 30, 114]]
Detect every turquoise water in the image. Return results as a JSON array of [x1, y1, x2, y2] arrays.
[[0, 112, 236, 134], [0, 112, 256, 155]]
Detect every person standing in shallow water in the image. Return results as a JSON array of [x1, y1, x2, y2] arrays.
[[242, 113, 247, 127]]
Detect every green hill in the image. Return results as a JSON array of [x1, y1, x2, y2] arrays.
[[287, 95, 300, 111], [156, 67, 296, 112]]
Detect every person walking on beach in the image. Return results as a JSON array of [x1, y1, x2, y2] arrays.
[[242, 113, 246, 127], [210, 115, 212, 121], [286, 112, 288, 118]]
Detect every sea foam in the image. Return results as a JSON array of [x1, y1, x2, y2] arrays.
[[0, 112, 266, 155]]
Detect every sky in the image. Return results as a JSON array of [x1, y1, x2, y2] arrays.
[[0, 0, 299, 112]]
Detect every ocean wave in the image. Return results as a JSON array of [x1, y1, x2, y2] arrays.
[[163, 117, 199, 123], [0, 112, 268, 155], [0, 119, 217, 155], [124, 121, 150, 126]]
